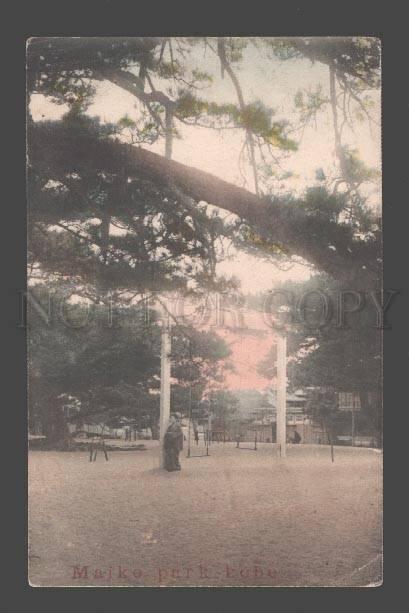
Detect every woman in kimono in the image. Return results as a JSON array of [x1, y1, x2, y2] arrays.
[[164, 413, 184, 471]]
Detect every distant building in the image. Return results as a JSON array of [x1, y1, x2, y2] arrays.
[[337, 391, 361, 410], [244, 387, 376, 447], [250, 388, 307, 422]]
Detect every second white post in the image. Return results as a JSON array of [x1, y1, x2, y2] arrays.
[[159, 318, 171, 467], [276, 334, 287, 457]]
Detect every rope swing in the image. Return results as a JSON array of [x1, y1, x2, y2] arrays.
[[186, 338, 210, 459]]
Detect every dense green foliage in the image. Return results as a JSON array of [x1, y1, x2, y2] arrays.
[[28, 283, 232, 446], [27, 37, 382, 446]]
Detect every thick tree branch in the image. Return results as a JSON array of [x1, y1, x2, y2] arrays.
[[29, 126, 380, 285]]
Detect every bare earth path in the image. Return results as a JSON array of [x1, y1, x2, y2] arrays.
[[28, 443, 382, 587]]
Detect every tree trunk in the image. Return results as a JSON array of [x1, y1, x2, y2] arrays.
[[359, 389, 382, 448], [42, 403, 74, 450]]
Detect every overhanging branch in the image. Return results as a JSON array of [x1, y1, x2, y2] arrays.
[[28, 126, 381, 284]]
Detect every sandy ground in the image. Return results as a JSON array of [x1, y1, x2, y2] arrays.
[[28, 442, 382, 587]]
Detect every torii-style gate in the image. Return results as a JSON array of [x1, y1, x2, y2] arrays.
[[157, 297, 288, 467]]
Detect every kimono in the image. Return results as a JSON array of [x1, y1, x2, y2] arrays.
[[164, 421, 183, 471]]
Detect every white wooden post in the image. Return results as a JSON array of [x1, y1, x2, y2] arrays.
[[160, 108, 173, 467], [159, 317, 171, 468], [276, 334, 287, 457]]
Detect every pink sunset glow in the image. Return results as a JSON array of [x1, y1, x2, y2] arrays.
[[219, 329, 274, 390], [203, 309, 278, 391]]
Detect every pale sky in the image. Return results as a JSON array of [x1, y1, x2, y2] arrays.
[[30, 38, 381, 293]]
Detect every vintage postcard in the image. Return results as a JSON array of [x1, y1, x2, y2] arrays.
[[27, 37, 382, 587]]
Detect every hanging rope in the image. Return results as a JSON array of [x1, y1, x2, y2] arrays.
[[185, 337, 210, 459]]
